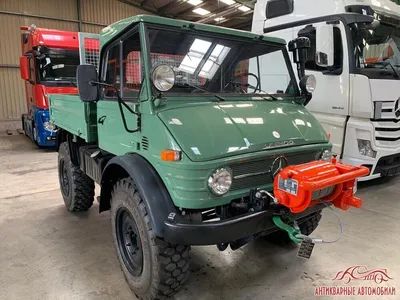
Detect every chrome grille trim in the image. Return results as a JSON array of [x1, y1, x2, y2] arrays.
[[229, 150, 320, 191]]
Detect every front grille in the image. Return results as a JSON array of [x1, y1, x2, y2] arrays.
[[229, 150, 319, 191], [373, 121, 400, 147], [374, 101, 397, 120], [373, 100, 400, 146]]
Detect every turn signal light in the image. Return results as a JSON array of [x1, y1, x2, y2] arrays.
[[161, 150, 181, 161]]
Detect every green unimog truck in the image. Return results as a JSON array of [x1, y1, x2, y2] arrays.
[[49, 15, 357, 300]]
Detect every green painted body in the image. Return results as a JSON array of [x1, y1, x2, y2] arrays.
[[49, 15, 331, 210]]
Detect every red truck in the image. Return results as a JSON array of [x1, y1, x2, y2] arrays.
[[19, 25, 80, 146]]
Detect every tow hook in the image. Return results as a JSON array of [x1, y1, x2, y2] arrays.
[[272, 203, 344, 246], [272, 215, 303, 244]]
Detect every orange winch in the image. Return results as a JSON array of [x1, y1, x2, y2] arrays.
[[273, 158, 370, 213]]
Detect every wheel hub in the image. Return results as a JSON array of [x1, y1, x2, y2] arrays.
[[59, 159, 70, 197], [116, 207, 143, 277]]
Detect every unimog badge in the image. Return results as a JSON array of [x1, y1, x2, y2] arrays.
[[264, 140, 295, 149]]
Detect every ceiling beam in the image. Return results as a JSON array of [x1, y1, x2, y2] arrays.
[[224, 18, 252, 30], [174, 1, 208, 18], [117, 0, 161, 15], [141, 0, 152, 7], [196, 3, 242, 23], [232, 0, 256, 9], [158, 0, 187, 13]]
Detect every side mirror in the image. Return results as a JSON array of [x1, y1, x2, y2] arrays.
[[288, 37, 310, 80], [20, 56, 29, 80], [315, 25, 334, 67], [77, 64, 99, 102]]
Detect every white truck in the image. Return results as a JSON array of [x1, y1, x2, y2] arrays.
[[252, 0, 400, 180]]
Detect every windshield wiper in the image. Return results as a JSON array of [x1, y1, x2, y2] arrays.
[[227, 81, 279, 100], [181, 83, 225, 101]]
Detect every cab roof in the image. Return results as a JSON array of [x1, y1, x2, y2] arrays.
[[100, 14, 286, 47]]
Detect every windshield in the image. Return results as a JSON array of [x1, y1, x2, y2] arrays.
[[146, 27, 297, 97], [37, 48, 79, 84], [351, 22, 400, 79]]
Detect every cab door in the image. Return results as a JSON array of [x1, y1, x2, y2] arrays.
[[97, 29, 144, 155], [293, 21, 350, 156]]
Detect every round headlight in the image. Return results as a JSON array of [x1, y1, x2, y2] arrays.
[[300, 74, 316, 94], [43, 121, 56, 132], [151, 64, 175, 92], [208, 168, 232, 196], [321, 149, 332, 161]]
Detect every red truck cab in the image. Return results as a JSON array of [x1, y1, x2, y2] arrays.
[[20, 25, 79, 146]]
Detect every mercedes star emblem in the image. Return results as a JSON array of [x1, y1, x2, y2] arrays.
[[271, 156, 289, 177]]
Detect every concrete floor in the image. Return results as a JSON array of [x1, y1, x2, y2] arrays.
[[0, 134, 399, 300]]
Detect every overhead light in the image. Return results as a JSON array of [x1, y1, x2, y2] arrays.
[[187, 0, 203, 5], [193, 7, 211, 15], [220, 0, 236, 4], [214, 17, 226, 22], [238, 5, 251, 12]]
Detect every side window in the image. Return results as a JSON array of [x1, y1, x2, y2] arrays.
[[29, 57, 35, 83], [104, 43, 120, 97], [298, 25, 343, 71], [122, 32, 142, 98]]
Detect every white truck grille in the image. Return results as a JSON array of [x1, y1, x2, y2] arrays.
[[373, 100, 400, 147]]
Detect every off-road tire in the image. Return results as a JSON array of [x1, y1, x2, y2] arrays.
[[58, 142, 95, 211], [265, 211, 322, 244], [110, 178, 190, 300]]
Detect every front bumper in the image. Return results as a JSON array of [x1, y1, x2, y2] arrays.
[[164, 203, 325, 245], [342, 117, 400, 181], [373, 153, 400, 177]]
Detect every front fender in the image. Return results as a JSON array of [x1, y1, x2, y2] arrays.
[[100, 154, 179, 238]]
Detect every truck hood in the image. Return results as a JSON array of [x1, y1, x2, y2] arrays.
[[157, 101, 329, 162]]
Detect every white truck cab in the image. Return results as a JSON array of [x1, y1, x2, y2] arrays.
[[253, 0, 400, 180]]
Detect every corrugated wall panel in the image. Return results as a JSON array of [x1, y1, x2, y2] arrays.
[[82, 24, 105, 34], [81, 0, 152, 25], [0, 0, 78, 21], [0, 68, 25, 122], [0, 14, 78, 65]]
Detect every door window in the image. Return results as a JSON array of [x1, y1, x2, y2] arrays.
[[104, 43, 120, 97], [103, 31, 142, 99], [122, 32, 142, 98]]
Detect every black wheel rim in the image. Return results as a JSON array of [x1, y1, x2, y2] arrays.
[[59, 159, 70, 197], [116, 207, 143, 277]]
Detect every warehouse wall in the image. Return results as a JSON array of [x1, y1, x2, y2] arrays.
[[0, 0, 150, 131]]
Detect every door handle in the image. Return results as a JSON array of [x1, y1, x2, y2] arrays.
[[98, 116, 107, 125]]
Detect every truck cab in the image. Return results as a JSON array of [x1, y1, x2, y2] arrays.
[[49, 15, 368, 299], [20, 25, 80, 146], [253, 0, 400, 180]]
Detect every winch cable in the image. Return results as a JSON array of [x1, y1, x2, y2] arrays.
[[269, 190, 344, 244], [295, 202, 344, 244]]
